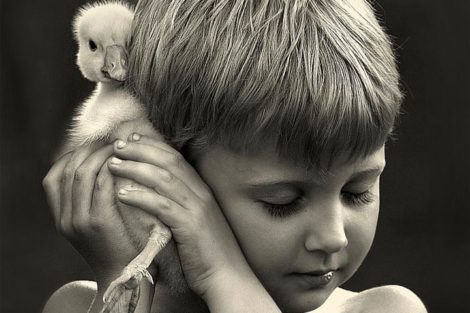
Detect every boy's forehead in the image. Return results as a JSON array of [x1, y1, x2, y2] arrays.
[[201, 142, 385, 181]]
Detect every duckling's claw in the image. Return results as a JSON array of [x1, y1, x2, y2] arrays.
[[100, 223, 171, 312], [101, 264, 153, 313], [100, 284, 125, 313], [100, 283, 140, 313]]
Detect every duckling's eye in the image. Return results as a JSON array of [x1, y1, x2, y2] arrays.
[[88, 40, 97, 51]]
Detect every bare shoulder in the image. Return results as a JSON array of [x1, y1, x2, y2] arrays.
[[344, 285, 427, 313], [313, 288, 357, 312], [42, 280, 97, 313]]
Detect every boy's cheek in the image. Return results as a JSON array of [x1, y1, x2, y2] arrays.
[[344, 214, 378, 276]]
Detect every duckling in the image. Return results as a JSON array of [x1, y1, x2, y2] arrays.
[[66, 1, 144, 149], [65, 2, 173, 313]]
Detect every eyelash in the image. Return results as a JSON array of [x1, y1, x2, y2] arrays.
[[261, 198, 303, 218], [261, 191, 374, 219], [342, 190, 374, 206]]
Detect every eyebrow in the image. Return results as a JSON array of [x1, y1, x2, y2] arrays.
[[245, 164, 386, 188], [348, 165, 386, 182], [246, 180, 302, 189]]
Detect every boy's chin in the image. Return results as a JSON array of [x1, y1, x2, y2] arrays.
[[274, 284, 337, 313]]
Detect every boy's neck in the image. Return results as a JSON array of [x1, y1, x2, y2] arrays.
[[152, 282, 209, 313]]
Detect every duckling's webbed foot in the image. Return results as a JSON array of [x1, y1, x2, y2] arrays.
[[100, 224, 172, 313], [100, 265, 151, 313]]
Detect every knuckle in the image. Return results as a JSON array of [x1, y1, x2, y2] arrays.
[[60, 173, 67, 185], [159, 169, 173, 183], [168, 152, 184, 168], [59, 219, 73, 237], [72, 218, 90, 234], [199, 189, 213, 204], [42, 174, 52, 190], [74, 167, 87, 182], [71, 219, 82, 232], [74, 222, 90, 235], [94, 176, 106, 191], [179, 193, 189, 205], [59, 218, 67, 231], [63, 167, 75, 181], [159, 198, 172, 210]]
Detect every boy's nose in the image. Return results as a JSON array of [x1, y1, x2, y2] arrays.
[[304, 202, 348, 254]]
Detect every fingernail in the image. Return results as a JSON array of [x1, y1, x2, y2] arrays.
[[110, 157, 122, 164], [132, 133, 141, 141], [116, 140, 126, 149], [118, 188, 127, 195]]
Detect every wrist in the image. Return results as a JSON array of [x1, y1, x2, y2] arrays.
[[203, 268, 281, 313]]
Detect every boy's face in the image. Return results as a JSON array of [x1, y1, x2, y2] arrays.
[[196, 143, 385, 312]]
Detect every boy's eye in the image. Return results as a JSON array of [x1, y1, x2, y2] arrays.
[[342, 190, 374, 206], [260, 197, 303, 218], [258, 188, 375, 218], [89, 40, 97, 51]]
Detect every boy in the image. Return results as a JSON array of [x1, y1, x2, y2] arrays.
[[43, 0, 427, 312]]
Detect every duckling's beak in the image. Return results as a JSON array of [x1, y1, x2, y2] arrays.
[[101, 45, 128, 82]]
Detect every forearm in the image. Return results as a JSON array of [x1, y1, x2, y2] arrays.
[[204, 269, 281, 313]]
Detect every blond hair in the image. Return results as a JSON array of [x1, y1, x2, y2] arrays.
[[127, 0, 402, 167]]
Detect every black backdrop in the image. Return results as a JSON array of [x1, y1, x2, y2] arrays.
[[1, 1, 469, 312]]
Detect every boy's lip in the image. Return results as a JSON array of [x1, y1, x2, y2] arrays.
[[293, 267, 340, 275], [304, 269, 338, 275], [290, 270, 337, 288]]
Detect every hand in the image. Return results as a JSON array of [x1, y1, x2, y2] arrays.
[[42, 143, 142, 287], [107, 134, 251, 299]]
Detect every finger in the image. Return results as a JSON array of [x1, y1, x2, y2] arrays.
[[71, 145, 114, 233], [60, 145, 100, 236], [113, 139, 209, 198], [90, 161, 116, 223], [42, 152, 73, 229], [108, 158, 200, 209], [117, 187, 185, 228], [127, 132, 173, 153]]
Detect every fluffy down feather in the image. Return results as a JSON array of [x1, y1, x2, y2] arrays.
[[64, 2, 173, 313]]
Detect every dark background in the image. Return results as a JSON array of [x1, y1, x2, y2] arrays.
[[1, 1, 469, 312]]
